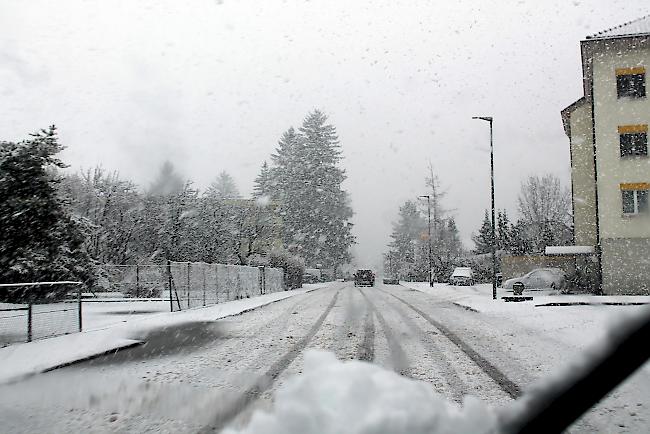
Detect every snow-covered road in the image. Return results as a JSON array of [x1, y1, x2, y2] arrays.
[[0, 282, 647, 433]]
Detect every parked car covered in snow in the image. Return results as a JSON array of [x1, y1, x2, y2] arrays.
[[503, 268, 567, 290], [448, 267, 474, 286]]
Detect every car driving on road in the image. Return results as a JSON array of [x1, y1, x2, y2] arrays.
[[354, 269, 375, 287], [503, 267, 567, 290]]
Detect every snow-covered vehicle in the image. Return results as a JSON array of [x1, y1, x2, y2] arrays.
[[503, 268, 567, 290], [448, 267, 474, 286], [354, 269, 375, 287]]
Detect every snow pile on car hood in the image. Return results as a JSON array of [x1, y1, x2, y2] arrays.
[[225, 350, 497, 434]]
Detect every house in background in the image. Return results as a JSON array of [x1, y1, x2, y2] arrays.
[[561, 16, 650, 295]]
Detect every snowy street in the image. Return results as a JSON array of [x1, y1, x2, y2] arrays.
[[1, 282, 648, 433]]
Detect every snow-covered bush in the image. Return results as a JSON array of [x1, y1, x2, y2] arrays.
[[268, 248, 304, 289]]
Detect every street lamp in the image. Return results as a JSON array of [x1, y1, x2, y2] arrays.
[[418, 195, 433, 287], [472, 116, 497, 300]]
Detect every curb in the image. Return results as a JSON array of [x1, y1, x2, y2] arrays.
[[535, 301, 650, 307]]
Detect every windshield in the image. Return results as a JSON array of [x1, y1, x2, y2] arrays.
[[1, 1, 649, 433]]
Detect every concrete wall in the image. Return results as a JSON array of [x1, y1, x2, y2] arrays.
[[500, 255, 576, 281], [569, 102, 598, 246], [591, 41, 650, 239], [601, 237, 650, 295]]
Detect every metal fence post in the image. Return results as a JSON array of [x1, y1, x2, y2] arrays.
[[202, 265, 206, 306], [215, 264, 219, 304], [227, 267, 232, 301], [187, 262, 191, 309], [167, 260, 173, 312], [27, 304, 33, 342], [136, 264, 140, 298], [262, 266, 266, 294], [78, 284, 82, 332]]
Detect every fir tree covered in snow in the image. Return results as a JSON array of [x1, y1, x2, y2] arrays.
[[496, 209, 513, 252], [207, 170, 240, 200], [268, 111, 354, 270], [252, 161, 272, 199], [472, 210, 494, 254], [0, 126, 95, 297], [386, 200, 426, 279]]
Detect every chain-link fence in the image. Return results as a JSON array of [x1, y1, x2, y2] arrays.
[[100, 264, 167, 297], [99, 262, 285, 312], [0, 282, 83, 347], [167, 262, 285, 312]]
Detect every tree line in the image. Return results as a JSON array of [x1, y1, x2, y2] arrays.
[[384, 165, 463, 282], [384, 168, 572, 283], [473, 174, 572, 255], [0, 110, 355, 291]]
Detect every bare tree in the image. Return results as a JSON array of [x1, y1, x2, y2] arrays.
[[518, 174, 571, 227], [517, 174, 572, 251]]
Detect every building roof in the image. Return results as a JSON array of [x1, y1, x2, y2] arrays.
[[545, 246, 595, 256], [560, 97, 587, 137], [587, 15, 650, 40]]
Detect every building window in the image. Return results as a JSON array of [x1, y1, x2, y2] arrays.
[[616, 67, 646, 98], [621, 183, 650, 215], [618, 125, 648, 157]]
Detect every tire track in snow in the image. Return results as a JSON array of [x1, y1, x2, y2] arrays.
[[356, 291, 375, 362], [201, 289, 341, 432], [335, 285, 364, 359], [358, 288, 409, 376], [386, 290, 522, 399], [377, 287, 469, 402]]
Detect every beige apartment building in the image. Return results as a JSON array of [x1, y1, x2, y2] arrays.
[[562, 16, 650, 295]]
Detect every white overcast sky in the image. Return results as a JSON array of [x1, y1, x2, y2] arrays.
[[1, 0, 648, 269]]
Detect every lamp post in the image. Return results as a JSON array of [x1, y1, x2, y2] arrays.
[[418, 195, 433, 287], [472, 116, 497, 300]]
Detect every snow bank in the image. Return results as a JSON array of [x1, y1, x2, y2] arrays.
[[0, 285, 329, 384], [225, 350, 497, 434]]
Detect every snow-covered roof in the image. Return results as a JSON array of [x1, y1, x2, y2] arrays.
[[587, 15, 650, 40], [545, 246, 595, 255]]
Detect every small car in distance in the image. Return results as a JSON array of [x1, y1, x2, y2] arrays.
[[448, 267, 474, 286], [503, 268, 567, 290], [354, 269, 375, 287]]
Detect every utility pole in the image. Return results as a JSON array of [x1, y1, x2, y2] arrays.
[[472, 116, 497, 300], [419, 195, 433, 287]]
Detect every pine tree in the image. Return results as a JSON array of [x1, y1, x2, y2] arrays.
[[270, 127, 306, 251], [510, 219, 534, 255], [496, 209, 512, 252], [472, 210, 494, 254], [387, 201, 426, 279], [0, 126, 95, 298], [269, 111, 354, 270], [444, 217, 462, 258], [206, 170, 240, 200], [252, 161, 272, 198], [148, 160, 184, 196]]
